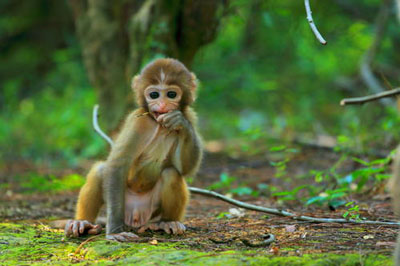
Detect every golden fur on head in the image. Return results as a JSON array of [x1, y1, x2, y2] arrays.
[[132, 58, 198, 109]]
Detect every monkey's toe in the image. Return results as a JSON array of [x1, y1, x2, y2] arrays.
[[106, 232, 139, 242], [138, 221, 186, 235]]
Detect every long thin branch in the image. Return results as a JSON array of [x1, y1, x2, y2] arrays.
[[92, 105, 400, 226], [340, 88, 400, 106], [304, 0, 327, 45], [189, 187, 400, 226]]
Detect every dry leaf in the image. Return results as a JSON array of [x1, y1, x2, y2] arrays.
[[376, 241, 396, 247], [285, 225, 297, 233], [363, 235, 374, 240], [149, 239, 158, 245], [269, 246, 280, 255], [229, 208, 245, 218]]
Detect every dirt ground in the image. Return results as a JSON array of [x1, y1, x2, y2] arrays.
[[0, 146, 398, 264]]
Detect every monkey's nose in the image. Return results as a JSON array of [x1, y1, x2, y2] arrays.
[[158, 103, 168, 113]]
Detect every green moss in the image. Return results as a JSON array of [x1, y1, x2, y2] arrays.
[[0, 223, 393, 265]]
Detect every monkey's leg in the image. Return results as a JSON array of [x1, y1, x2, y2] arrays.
[[138, 167, 189, 235], [65, 162, 104, 237], [395, 234, 400, 266]]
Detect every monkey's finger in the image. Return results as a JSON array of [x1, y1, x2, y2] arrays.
[[80, 220, 94, 234], [107, 232, 138, 242], [156, 113, 169, 123], [157, 111, 180, 124], [169, 120, 184, 131], [149, 223, 159, 231], [79, 221, 86, 234], [176, 222, 186, 235], [88, 224, 102, 235], [64, 220, 73, 236], [137, 225, 149, 233], [169, 222, 179, 235], [164, 116, 181, 129], [179, 223, 186, 233], [72, 222, 80, 237], [160, 222, 172, 234]]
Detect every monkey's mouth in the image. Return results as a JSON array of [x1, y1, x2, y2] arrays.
[[152, 111, 168, 119]]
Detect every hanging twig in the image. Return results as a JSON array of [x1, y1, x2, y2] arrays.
[[93, 105, 114, 147], [92, 105, 400, 226], [340, 88, 400, 106], [304, 0, 327, 45]]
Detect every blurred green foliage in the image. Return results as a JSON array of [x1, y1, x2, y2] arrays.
[[18, 173, 85, 193], [1, 0, 400, 169]]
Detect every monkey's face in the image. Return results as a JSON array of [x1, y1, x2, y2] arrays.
[[144, 85, 183, 119]]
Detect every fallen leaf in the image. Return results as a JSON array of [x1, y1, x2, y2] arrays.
[[229, 208, 245, 218], [149, 239, 158, 245], [376, 241, 396, 247], [269, 246, 280, 255], [285, 225, 297, 233]]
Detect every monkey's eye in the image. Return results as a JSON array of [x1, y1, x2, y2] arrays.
[[149, 92, 160, 99], [167, 91, 177, 99]]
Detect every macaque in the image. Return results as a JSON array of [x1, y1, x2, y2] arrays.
[[392, 147, 400, 265], [65, 58, 202, 241]]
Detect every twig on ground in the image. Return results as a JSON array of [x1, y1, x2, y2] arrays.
[[189, 187, 400, 226], [340, 88, 400, 106], [240, 234, 275, 247], [304, 0, 327, 45], [209, 237, 237, 244], [74, 234, 103, 254], [92, 105, 400, 226]]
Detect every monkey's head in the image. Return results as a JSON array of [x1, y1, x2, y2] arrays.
[[132, 58, 198, 119]]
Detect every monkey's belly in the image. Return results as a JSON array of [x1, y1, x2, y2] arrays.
[[124, 179, 163, 228]]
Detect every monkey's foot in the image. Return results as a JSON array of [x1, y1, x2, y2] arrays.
[[106, 232, 139, 242], [64, 220, 102, 237], [138, 221, 186, 235]]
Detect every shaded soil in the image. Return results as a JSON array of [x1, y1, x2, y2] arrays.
[[0, 145, 398, 261]]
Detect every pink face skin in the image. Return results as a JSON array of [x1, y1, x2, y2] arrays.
[[144, 85, 183, 119]]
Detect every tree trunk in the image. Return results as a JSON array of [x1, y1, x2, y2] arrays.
[[69, 0, 228, 132]]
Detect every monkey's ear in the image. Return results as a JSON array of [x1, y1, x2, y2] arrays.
[[131, 75, 141, 92], [190, 73, 198, 101]]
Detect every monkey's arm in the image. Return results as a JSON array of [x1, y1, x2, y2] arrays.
[[103, 111, 151, 237], [157, 109, 202, 176], [177, 121, 202, 176]]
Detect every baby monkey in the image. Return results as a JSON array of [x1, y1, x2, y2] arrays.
[[65, 58, 202, 241]]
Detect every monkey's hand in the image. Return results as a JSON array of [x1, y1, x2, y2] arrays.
[[137, 221, 186, 235], [64, 220, 102, 237], [106, 232, 139, 242], [157, 111, 190, 132]]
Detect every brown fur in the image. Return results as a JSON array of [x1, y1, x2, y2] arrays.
[[69, 58, 202, 239], [132, 58, 198, 108]]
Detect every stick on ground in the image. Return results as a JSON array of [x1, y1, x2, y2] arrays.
[[92, 105, 400, 226]]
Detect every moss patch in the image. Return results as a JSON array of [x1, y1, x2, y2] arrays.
[[0, 222, 393, 265]]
